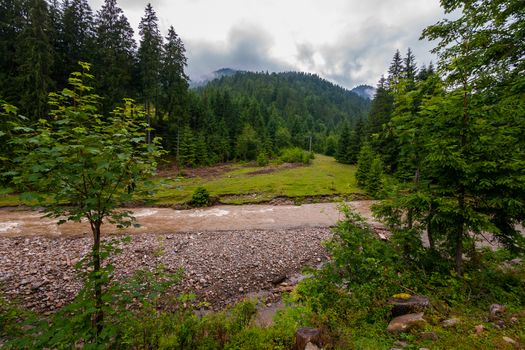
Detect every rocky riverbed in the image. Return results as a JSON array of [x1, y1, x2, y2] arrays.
[[0, 227, 332, 312]]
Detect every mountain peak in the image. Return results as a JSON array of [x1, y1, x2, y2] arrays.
[[351, 85, 376, 100]]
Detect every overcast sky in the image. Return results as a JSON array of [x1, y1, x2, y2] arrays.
[[87, 0, 449, 89]]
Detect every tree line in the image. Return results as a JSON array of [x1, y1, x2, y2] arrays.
[[1, 0, 372, 172], [347, 0, 525, 273]]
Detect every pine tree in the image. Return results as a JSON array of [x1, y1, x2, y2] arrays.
[[160, 25, 189, 151], [94, 0, 137, 112], [387, 50, 403, 93], [138, 3, 162, 143], [60, 0, 95, 86], [335, 123, 351, 164], [402, 48, 417, 91], [366, 156, 384, 198], [355, 143, 374, 187], [178, 125, 196, 167], [16, 0, 54, 120], [0, 0, 25, 101]]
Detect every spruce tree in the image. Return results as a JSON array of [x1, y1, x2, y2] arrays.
[[16, 0, 54, 120], [335, 123, 351, 164], [0, 0, 25, 101], [366, 156, 384, 198], [387, 49, 403, 93], [138, 3, 163, 143], [94, 0, 137, 112], [161, 25, 189, 151], [355, 143, 374, 187], [60, 0, 95, 86]]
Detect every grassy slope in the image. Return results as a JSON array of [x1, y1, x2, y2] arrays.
[[154, 154, 362, 205], [0, 154, 363, 207]]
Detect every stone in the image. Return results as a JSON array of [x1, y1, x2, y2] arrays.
[[387, 313, 426, 333], [393, 340, 408, 348], [489, 304, 506, 320], [388, 295, 430, 317], [420, 332, 438, 341], [474, 324, 485, 335], [295, 327, 321, 350], [305, 342, 320, 350], [441, 317, 461, 328], [502, 336, 517, 346]]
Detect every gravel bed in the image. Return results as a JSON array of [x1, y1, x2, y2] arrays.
[[0, 227, 332, 312]]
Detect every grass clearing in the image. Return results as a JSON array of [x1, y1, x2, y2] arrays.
[[154, 154, 363, 205], [0, 154, 362, 207]]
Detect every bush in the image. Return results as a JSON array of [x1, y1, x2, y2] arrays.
[[256, 152, 269, 166], [191, 186, 210, 207], [280, 147, 311, 164]]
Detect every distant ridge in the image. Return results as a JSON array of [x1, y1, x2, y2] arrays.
[[190, 68, 243, 88], [351, 85, 376, 100], [199, 70, 371, 130]]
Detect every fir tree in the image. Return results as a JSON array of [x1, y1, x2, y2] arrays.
[[355, 143, 374, 187], [0, 0, 25, 101], [335, 123, 351, 164], [60, 0, 95, 87], [94, 0, 137, 112], [161, 26, 189, 136], [138, 3, 162, 143], [16, 0, 54, 120]]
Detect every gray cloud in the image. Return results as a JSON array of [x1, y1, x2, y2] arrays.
[[186, 23, 293, 82], [295, 15, 439, 88]]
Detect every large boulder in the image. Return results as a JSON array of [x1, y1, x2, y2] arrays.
[[388, 295, 430, 317], [295, 327, 322, 350], [387, 313, 427, 333], [489, 304, 506, 321]]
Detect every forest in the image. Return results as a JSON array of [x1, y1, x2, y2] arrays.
[[0, 0, 524, 349]]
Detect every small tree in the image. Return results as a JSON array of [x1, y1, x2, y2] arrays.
[[366, 156, 384, 198], [355, 143, 374, 187], [11, 62, 162, 340]]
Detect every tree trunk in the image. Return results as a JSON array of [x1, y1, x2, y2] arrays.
[[427, 202, 435, 251], [455, 192, 465, 275], [92, 220, 103, 339]]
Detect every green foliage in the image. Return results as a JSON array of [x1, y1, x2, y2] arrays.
[[366, 156, 384, 198], [191, 186, 210, 207], [236, 124, 260, 161], [9, 62, 163, 341], [256, 151, 269, 167], [12, 63, 162, 227], [279, 147, 312, 165], [355, 142, 374, 187]]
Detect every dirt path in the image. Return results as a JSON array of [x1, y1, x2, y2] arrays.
[[0, 201, 378, 238]]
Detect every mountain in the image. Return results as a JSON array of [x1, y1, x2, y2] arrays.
[[351, 85, 376, 100], [190, 68, 242, 88], [200, 71, 371, 131]]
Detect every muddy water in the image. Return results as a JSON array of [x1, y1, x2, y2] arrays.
[[0, 201, 377, 238]]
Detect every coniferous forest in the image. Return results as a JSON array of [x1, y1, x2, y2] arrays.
[[0, 0, 371, 171], [0, 0, 524, 349]]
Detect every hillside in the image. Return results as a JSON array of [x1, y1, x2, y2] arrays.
[[200, 70, 371, 131]]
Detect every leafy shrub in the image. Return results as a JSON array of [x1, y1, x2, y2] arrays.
[[256, 152, 269, 166], [280, 147, 311, 164], [191, 186, 210, 207]]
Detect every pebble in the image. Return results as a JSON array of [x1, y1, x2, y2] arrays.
[[0, 227, 331, 312]]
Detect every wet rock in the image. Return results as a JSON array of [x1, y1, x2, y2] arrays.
[[271, 274, 287, 285], [295, 327, 321, 350], [441, 317, 461, 328], [387, 313, 426, 333], [388, 295, 430, 317], [420, 332, 438, 341], [474, 324, 485, 335], [502, 336, 518, 347], [393, 340, 408, 348], [489, 304, 506, 320]]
